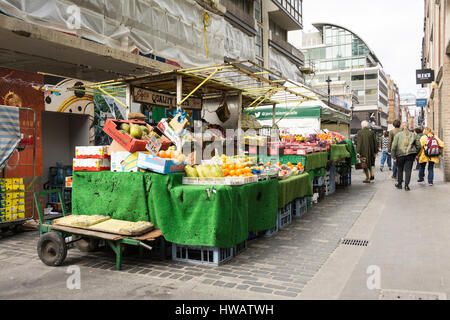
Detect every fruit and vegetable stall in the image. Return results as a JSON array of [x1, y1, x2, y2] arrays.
[[36, 61, 355, 268]]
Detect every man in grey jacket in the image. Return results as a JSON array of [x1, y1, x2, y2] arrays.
[[388, 120, 402, 179]]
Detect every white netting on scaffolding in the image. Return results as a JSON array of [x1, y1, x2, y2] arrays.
[[0, 0, 230, 67]]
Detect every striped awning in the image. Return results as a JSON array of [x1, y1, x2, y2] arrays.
[[0, 105, 20, 170]]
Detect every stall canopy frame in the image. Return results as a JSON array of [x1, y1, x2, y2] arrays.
[[68, 61, 335, 118]]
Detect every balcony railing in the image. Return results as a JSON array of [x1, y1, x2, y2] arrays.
[[269, 32, 304, 65], [221, 0, 256, 34]]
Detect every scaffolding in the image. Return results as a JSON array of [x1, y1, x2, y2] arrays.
[[68, 60, 341, 126]]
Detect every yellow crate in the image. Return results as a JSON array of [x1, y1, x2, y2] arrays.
[[8, 213, 19, 221], [6, 193, 13, 200], [6, 207, 17, 214], [18, 205, 25, 212], [12, 199, 24, 207], [5, 200, 12, 208], [17, 212, 25, 219]]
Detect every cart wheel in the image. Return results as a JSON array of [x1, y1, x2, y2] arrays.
[[75, 238, 100, 252], [37, 232, 67, 266]]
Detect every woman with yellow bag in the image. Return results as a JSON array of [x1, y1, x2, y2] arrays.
[[417, 127, 444, 186]]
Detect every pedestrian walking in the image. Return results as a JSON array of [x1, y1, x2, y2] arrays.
[[391, 122, 421, 191], [414, 128, 424, 170], [356, 120, 378, 183], [417, 127, 444, 186], [379, 130, 391, 172], [388, 120, 402, 180]]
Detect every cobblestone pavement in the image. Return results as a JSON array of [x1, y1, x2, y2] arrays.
[[0, 169, 385, 299]]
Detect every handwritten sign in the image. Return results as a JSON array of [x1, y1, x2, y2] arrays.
[[133, 87, 202, 110], [145, 135, 162, 156]]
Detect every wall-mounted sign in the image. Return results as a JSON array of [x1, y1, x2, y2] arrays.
[[416, 69, 435, 84], [133, 87, 202, 110], [416, 99, 427, 107]]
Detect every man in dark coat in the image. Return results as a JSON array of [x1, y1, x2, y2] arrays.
[[357, 120, 378, 183]]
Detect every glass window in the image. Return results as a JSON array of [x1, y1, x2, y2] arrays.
[[345, 59, 352, 69], [326, 47, 332, 59], [320, 48, 326, 59], [352, 75, 364, 81], [344, 44, 351, 57], [346, 34, 352, 44], [254, 0, 262, 22], [366, 89, 378, 95], [332, 36, 337, 45], [359, 58, 366, 67], [332, 46, 338, 58], [255, 25, 263, 57], [366, 74, 378, 80]]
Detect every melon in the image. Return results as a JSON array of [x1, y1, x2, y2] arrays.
[[129, 124, 143, 140]]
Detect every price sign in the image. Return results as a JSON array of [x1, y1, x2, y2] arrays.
[[145, 135, 162, 156]]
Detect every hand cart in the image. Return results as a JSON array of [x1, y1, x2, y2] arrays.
[[34, 189, 166, 270], [0, 106, 37, 233]]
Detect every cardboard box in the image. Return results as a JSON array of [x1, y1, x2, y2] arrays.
[[65, 177, 73, 188], [73, 158, 111, 172], [137, 153, 186, 174], [110, 151, 150, 172], [75, 146, 110, 159], [103, 119, 172, 153], [157, 119, 182, 148], [169, 113, 188, 135]]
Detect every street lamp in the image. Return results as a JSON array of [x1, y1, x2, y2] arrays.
[[326, 76, 332, 106]]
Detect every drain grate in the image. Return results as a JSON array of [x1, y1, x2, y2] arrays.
[[340, 238, 369, 247], [379, 289, 446, 300]]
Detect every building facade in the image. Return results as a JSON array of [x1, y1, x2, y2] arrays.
[[422, 0, 450, 181], [220, 0, 305, 81], [400, 93, 418, 130], [387, 74, 401, 126], [301, 23, 390, 130]]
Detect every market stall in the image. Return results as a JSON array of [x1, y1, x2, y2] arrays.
[[36, 61, 352, 268], [72, 171, 279, 248]]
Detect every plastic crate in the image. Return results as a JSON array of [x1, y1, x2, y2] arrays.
[[278, 203, 292, 229], [307, 196, 313, 209], [325, 183, 336, 196], [325, 164, 336, 196], [292, 197, 308, 218], [336, 172, 352, 187], [234, 240, 247, 256], [313, 176, 325, 187], [172, 243, 233, 266], [313, 186, 326, 202], [264, 225, 279, 238]]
